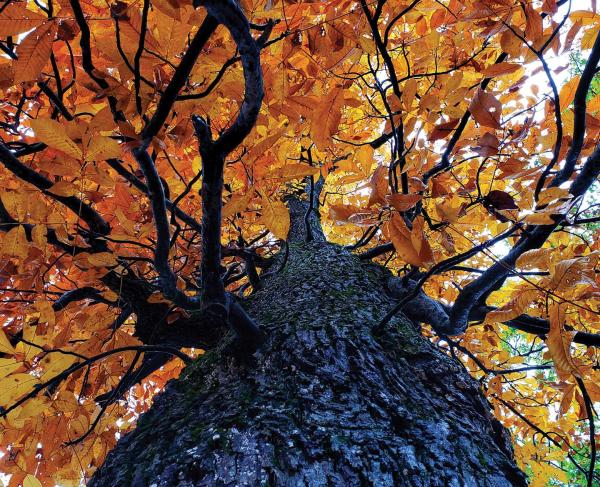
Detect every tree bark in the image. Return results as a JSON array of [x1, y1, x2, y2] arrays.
[[90, 240, 527, 487]]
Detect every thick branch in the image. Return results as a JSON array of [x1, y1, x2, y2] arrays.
[[449, 144, 600, 332]]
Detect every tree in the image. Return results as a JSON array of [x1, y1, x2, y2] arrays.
[[0, 0, 598, 485]]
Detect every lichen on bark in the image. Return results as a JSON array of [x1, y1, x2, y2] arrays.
[[91, 240, 527, 487]]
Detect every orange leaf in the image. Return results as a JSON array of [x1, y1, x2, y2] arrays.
[[559, 76, 580, 112], [0, 3, 46, 36], [273, 163, 320, 181], [387, 214, 432, 268], [14, 21, 57, 83], [48, 181, 79, 197], [222, 191, 253, 219]]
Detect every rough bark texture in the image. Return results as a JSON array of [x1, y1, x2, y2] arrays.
[[91, 241, 527, 486]]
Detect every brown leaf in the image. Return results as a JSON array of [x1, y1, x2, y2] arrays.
[[468, 89, 502, 129], [14, 22, 57, 83], [485, 190, 518, 210]]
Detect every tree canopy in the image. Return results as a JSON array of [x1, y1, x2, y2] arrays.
[[0, 0, 598, 485]]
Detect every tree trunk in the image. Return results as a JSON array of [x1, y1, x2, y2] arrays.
[[90, 240, 527, 487]]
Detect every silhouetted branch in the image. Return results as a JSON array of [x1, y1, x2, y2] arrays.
[[0, 346, 192, 419], [575, 377, 598, 487], [52, 287, 113, 311], [0, 143, 110, 238], [551, 29, 600, 188], [140, 15, 219, 145], [132, 148, 197, 308]]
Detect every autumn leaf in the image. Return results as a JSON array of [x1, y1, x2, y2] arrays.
[[328, 204, 363, 223], [0, 329, 16, 355], [483, 289, 539, 324], [0, 3, 46, 36], [14, 21, 57, 83], [30, 119, 82, 159], [222, 191, 253, 219], [368, 165, 389, 206], [546, 304, 581, 379], [468, 89, 502, 129], [516, 248, 551, 270], [428, 118, 460, 141], [387, 214, 433, 268], [484, 190, 518, 210], [85, 136, 122, 161], [474, 133, 499, 157], [0, 358, 20, 379], [88, 252, 119, 267], [23, 474, 43, 487], [48, 181, 79, 197], [2, 225, 28, 258], [261, 198, 290, 240], [0, 373, 40, 407], [480, 62, 521, 78], [386, 193, 421, 211], [524, 4, 543, 40], [559, 76, 580, 112], [549, 253, 599, 291], [272, 163, 320, 181]]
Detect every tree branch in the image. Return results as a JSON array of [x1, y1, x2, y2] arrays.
[[449, 144, 600, 332]]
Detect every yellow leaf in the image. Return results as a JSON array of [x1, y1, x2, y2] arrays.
[[38, 353, 77, 381], [0, 373, 39, 407], [23, 474, 43, 487], [14, 22, 57, 83], [516, 249, 550, 270], [559, 76, 580, 112], [85, 136, 122, 162], [261, 198, 290, 240], [0, 329, 16, 355], [537, 186, 571, 205], [30, 118, 82, 159], [0, 358, 20, 380], [549, 253, 599, 290], [546, 304, 581, 379], [2, 225, 29, 259], [0, 3, 45, 36], [523, 212, 556, 225], [1, 191, 27, 220], [483, 289, 539, 324]]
